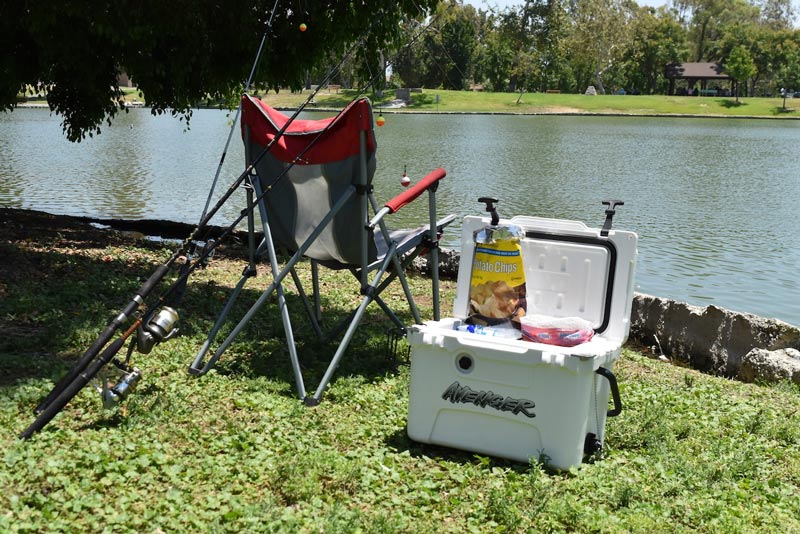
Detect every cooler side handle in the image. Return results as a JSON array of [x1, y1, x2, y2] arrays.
[[596, 366, 622, 417]]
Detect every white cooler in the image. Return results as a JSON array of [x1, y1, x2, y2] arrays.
[[407, 213, 638, 470]]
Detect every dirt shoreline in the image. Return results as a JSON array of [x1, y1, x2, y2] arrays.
[[0, 207, 239, 243]]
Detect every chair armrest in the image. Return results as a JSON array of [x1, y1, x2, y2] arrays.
[[384, 167, 446, 214]]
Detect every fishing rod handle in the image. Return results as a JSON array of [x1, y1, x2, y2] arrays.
[[33, 265, 169, 415], [21, 336, 127, 439]]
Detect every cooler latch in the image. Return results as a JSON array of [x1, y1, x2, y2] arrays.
[[601, 199, 624, 237], [478, 197, 500, 226]]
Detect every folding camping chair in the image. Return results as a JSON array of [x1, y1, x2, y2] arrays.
[[189, 94, 455, 405]]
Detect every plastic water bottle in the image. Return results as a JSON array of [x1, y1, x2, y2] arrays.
[[456, 324, 521, 340]]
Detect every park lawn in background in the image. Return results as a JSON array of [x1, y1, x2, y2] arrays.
[[251, 88, 800, 119], [20, 86, 799, 118]]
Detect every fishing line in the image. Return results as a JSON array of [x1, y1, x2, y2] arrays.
[[28, 3, 373, 421], [170, 0, 280, 308], [198, 0, 282, 224], [165, 15, 388, 268]]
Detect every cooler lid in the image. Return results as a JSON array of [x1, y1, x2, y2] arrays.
[[454, 215, 638, 343]]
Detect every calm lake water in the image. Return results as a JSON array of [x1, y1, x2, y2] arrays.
[[1, 107, 798, 326]]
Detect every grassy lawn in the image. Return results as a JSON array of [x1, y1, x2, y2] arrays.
[[1, 210, 799, 532], [252, 87, 800, 119], [18, 86, 800, 118]]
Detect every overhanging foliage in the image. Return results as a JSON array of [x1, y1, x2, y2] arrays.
[[0, 1, 437, 141]]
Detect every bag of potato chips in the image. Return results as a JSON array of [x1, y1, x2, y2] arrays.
[[467, 199, 526, 329]]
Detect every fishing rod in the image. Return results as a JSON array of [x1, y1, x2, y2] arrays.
[[197, 0, 280, 224], [140, 12, 442, 315], [20, 6, 432, 439], [28, 1, 287, 421]]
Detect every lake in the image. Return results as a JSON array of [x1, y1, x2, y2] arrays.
[[1, 106, 798, 326]]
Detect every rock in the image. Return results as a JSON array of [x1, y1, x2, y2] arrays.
[[630, 293, 800, 377], [738, 348, 800, 385], [411, 248, 460, 280], [396, 88, 411, 103]]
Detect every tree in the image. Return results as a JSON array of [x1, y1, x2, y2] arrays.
[[419, 1, 480, 90], [493, 2, 543, 93], [536, 0, 570, 92], [757, 0, 796, 30], [392, 20, 429, 89], [481, 25, 517, 91], [0, 1, 437, 142], [565, 0, 636, 95], [725, 44, 757, 102], [674, 0, 759, 62], [623, 6, 688, 94], [769, 30, 800, 109]]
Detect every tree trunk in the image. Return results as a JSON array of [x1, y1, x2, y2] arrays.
[[595, 70, 606, 95]]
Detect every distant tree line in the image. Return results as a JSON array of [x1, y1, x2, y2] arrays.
[[5, 0, 799, 141], [352, 0, 800, 97]]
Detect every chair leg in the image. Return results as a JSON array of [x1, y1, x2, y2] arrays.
[[189, 234, 308, 399], [391, 253, 422, 325], [188, 273, 253, 375], [262, 217, 306, 400], [428, 188, 441, 321], [312, 260, 322, 326], [372, 294, 406, 331], [304, 242, 397, 405], [289, 267, 324, 339], [275, 282, 306, 400]]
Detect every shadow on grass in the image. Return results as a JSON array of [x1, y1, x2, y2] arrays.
[[0, 210, 419, 401], [282, 89, 395, 111], [384, 427, 555, 474], [409, 93, 437, 108], [719, 99, 746, 108]]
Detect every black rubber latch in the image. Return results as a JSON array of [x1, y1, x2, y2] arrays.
[[584, 433, 602, 455], [478, 197, 500, 226], [601, 199, 624, 237]]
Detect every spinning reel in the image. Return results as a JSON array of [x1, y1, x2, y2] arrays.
[[94, 306, 179, 409], [135, 306, 180, 354], [97, 363, 143, 409]]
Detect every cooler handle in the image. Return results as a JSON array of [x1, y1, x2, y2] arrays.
[[596, 367, 622, 417]]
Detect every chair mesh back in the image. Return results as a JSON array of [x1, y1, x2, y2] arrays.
[[241, 95, 378, 265]]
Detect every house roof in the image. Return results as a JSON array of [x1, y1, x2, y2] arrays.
[[665, 62, 731, 80]]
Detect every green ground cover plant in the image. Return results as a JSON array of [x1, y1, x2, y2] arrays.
[[1, 209, 799, 532]]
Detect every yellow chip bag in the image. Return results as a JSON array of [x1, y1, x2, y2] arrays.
[[468, 222, 526, 327]]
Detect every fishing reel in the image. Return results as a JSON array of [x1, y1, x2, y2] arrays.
[[91, 307, 178, 410], [97, 361, 143, 409], [135, 306, 180, 354]]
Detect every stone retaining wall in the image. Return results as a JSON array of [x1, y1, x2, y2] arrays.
[[631, 294, 800, 382]]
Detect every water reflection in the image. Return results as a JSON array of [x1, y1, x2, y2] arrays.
[[1, 108, 798, 325]]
